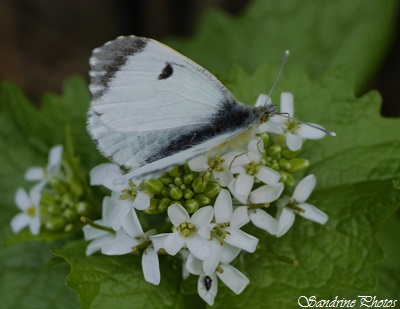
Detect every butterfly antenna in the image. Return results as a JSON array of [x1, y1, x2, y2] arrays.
[[278, 113, 336, 136], [265, 50, 290, 105]]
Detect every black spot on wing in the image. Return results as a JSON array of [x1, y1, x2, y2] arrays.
[[145, 100, 259, 163], [158, 63, 174, 80], [90, 36, 147, 100]]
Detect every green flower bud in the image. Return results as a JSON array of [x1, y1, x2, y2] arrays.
[[144, 179, 164, 194], [161, 188, 171, 197], [279, 158, 291, 170], [184, 188, 194, 199], [174, 177, 183, 186], [259, 132, 270, 147], [183, 173, 196, 185], [75, 201, 91, 216], [144, 198, 160, 214], [69, 178, 84, 197], [288, 158, 310, 173], [171, 200, 183, 207], [281, 146, 301, 159], [160, 175, 173, 185], [267, 144, 281, 160], [170, 187, 183, 200], [45, 217, 66, 231], [63, 208, 78, 222], [204, 182, 221, 198], [270, 160, 280, 171], [169, 166, 181, 178], [195, 194, 211, 206], [192, 177, 207, 193], [281, 171, 295, 186], [158, 197, 171, 212], [185, 199, 199, 213]]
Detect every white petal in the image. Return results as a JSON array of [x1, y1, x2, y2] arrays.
[[164, 232, 185, 256], [198, 273, 218, 306], [254, 93, 271, 107], [286, 132, 303, 151], [247, 138, 263, 162], [256, 166, 281, 185], [250, 183, 284, 204], [101, 235, 142, 255], [142, 247, 160, 285], [10, 213, 30, 233], [219, 244, 241, 264], [190, 206, 214, 228], [203, 238, 222, 275], [168, 204, 189, 227], [276, 208, 295, 237], [224, 228, 258, 253], [103, 170, 127, 192], [297, 123, 327, 139], [198, 223, 215, 240], [188, 155, 209, 171], [217, 264, 249, 294], [85, 234, 115, 256], [48, 145, 63, 166], [249, 209, 278, 235], [132, 191, 150, 210], [24, 167, 44, 181], [109, 199, 132, 230], [230, 206, 250, 229], [186, 253, 203, 275], [293, 174, 316, 203], [90, 163, 120, 186], [257, 121, 284, 134], [150, 233, 169, 252], [179, 250, 190, 279], [298, 203, 328, 224], [280, 92, 294, 117], [214, 189, 233, 224], [101, 196, 115, 226], [121, 208, 143, 237], [213, 169, 233, 186], [15, 188, 29, 210], [230, 173, 254, 204], [186, 234, 210, 260], [222, 150, 248, 167], [29, 217, 41, 235], [83, 223, 109, 240], [29, 186, 41, 206]]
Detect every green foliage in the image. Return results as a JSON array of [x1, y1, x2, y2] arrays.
[[167, 0, 397, 91]]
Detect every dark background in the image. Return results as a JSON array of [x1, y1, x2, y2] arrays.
[[0, 0, 399, 116]]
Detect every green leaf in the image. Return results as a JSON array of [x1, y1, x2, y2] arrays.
[[0, 242, 77, 309], [167, 0, 397, 90], [54, 240, 184, 309]]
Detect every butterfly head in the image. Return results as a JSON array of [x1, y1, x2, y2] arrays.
[[255, 104, 278, 124]]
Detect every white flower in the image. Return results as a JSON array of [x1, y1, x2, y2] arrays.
[[10, 186, 41, 235], [257, 92, 327, 151], [90, 163, 150, 230], [203, 189, 259, 253], [188, 151, 247, 187], [24, 145, 63, 186], [186, 244, 249, 306], [164, 204, 214, 260], [276, 174, 328, 237], [83, 196, 118, 256], [101, 207, 165, 285], [228, 138, 282, 203]]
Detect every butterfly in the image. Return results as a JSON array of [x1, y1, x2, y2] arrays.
[[87, 35, 284, 180]]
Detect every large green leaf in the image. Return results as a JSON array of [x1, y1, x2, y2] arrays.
[[167, 0, 397, 90]]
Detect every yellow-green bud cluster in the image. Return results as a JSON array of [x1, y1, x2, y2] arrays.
[[142, 165, 221, 214], [40, 158, 93, 233], [259, 132, 310, 186]]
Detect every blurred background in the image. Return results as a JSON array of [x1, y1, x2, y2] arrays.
[[0, 0, 399, 116]]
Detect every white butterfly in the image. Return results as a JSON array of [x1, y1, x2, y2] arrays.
[[87, 35, 278, 180]]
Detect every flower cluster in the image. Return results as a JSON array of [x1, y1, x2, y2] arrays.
[[11, 144, 93, 235], [11, 92, 331, 306]]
